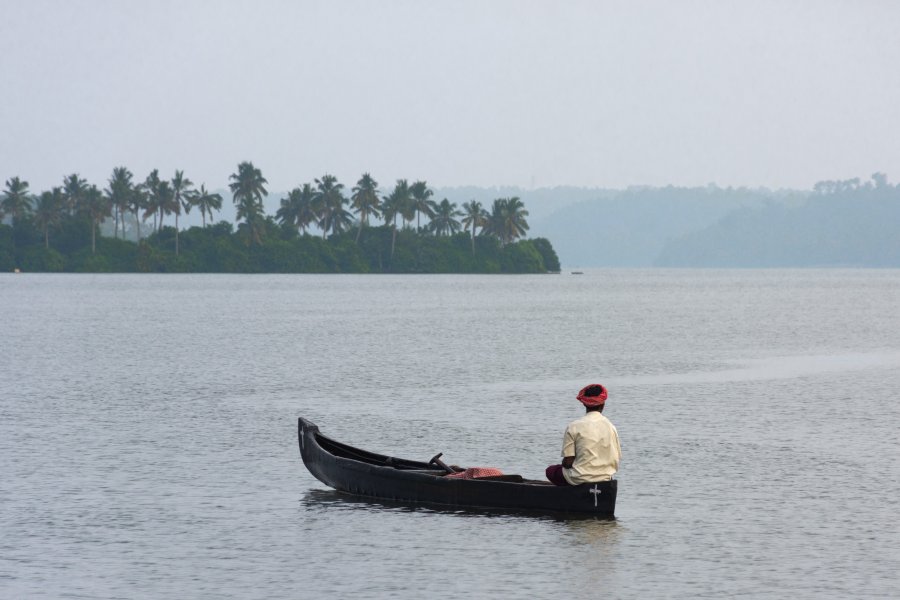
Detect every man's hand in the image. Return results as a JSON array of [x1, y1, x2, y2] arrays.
[[562, 456, 575, 469]]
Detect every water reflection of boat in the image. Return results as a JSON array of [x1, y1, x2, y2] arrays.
[[301, 488, 613, 520], [298, 417, 617, 515], [565, 515, 621, 544]]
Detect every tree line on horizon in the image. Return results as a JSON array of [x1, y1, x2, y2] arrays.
[[654, 172, 900, 267], [0, 162, 560, 274]]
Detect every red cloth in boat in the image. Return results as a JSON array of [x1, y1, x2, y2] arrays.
[[445, 467, 503, 479]]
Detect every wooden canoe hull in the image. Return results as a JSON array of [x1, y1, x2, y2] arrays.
[[298, 417, 617, 515]]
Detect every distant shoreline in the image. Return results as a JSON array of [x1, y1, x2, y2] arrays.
[[0, 223, 560, 274], [1, 166, 560, 274]]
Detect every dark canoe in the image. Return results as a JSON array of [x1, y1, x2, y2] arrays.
[[298, 417, 617, 515]]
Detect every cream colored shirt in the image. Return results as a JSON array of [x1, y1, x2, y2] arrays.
[[561, 411, 621, 485]]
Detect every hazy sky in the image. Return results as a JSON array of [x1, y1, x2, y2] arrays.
[[2, 0, 899, 193]]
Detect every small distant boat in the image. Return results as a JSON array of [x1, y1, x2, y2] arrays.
[[298, 417, 617, 515], [13, 268, 21, 274], [571, 271, 584, 275]]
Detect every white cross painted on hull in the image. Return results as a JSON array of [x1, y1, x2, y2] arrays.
[[589, 484, 602, 507]]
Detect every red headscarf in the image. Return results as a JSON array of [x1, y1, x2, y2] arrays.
[[577, 384, 608, 407]]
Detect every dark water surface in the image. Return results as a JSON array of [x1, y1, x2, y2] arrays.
[[2, 271, 899, 599]]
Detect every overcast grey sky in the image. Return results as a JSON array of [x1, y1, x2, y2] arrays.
[[2, 0, 898, 193]]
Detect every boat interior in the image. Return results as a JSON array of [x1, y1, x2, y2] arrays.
[[314, 431, 544, 484], [316, 431, 438, 470]]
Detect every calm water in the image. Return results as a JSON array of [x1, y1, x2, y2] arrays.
[[2, 271, 899, 599]]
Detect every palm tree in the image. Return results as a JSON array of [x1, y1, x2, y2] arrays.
[[276, 187, 303, 232], [384, 178, 416, 230], [1, 177, 32, 226], [461, 200, 488, 254], [189, 184, 223, 227], [295, 183, 319, 235], [314, 174, 352, 238], [170, 170, 194, 254], [156, 181, 176, 235], [351, 173, 381, 242], [484, 197, 529, 245], [82, 185, 111, 254], [409, 180, 436, 230], [33, 188, 64, 248], [105, 167, 134, 239], [276, 185, 320, 235], [62, 173, 88, 215], [142, 170, 162, 231], [382, 179, 412, 257], [229, 161, 268, 245], [130, 184, 149, 243], [427, 198, 462, 236]]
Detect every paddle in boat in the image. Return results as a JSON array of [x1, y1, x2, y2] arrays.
[[298, 417, 617, 515]]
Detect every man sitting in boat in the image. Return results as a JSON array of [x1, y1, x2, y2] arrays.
[[545, 384, 621, 486]]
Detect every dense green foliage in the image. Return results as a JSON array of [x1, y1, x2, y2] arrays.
[[1, 164, 559, 273], [0, 219, 558, 273]]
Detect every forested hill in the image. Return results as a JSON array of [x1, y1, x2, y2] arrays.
[[526, 186, 803, 267], [655, 178, 900, 267]]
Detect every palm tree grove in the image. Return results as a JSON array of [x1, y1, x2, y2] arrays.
[[0, 163, 560, 273]]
